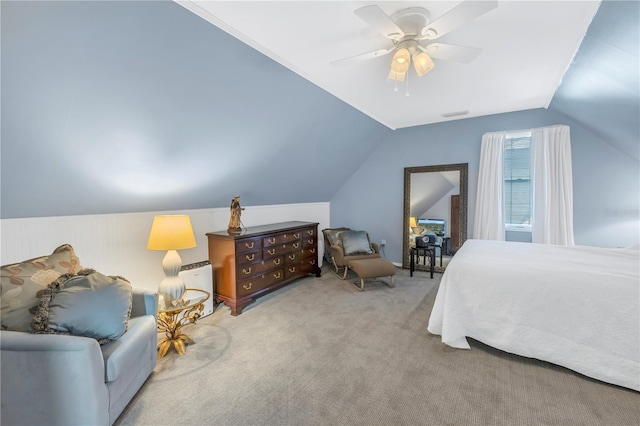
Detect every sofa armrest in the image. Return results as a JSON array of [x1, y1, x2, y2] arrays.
[[371, 242, 380, 254], [101, 316, 157, 382], [0, 331, 109, 425], [130, 287, 158, 320]]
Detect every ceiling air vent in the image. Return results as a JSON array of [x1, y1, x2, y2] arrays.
[[441, 110, 469, 118]]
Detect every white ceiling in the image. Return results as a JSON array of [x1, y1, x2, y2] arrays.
[[177, 1, 601, 130]]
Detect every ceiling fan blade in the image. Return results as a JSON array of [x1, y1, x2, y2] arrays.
[[420, 43, 483, 63], [331, 47, 395, 67], [354, 5, 405, 40], [419, 0, 498, 40]]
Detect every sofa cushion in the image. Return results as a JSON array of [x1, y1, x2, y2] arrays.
[[323, 228, 348, 248], [31, 269, 133, 344], [340, 231, 374, 256], [101, 315, 157, 383], [1, 244, 83, 332]]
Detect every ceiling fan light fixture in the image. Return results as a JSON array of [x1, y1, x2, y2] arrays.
[[421, 27, 438, 39], [413, 52, 435, 77], [391, 48, 411, 72], [388, 69, 406, 82]]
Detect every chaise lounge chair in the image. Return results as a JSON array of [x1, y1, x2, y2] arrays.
[[322, 228, 395, 291]]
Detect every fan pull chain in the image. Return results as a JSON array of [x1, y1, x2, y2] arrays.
[[405, 71, 410, 97]]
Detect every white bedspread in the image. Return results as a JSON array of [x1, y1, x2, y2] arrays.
[[428, 239, 640, 391]]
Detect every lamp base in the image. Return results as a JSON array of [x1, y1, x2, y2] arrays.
[[158, 250, 186, 308]]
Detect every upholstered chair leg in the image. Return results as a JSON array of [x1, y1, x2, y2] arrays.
[[351, 278, 365, 291], [329, 257, 349, 280]]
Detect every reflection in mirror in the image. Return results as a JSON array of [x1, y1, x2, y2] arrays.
[[403, 163, 468, 273]]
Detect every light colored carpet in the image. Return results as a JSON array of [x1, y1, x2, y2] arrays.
[[116, 267, 639, 426]]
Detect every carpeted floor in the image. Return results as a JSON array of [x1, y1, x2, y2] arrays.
[[116, 266, 639, 426]]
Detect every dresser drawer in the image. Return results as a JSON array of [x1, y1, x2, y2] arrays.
[[263, 241, 302, 259], [302, 237, 317, 248], [302, 227, 316, 239], [286, 241, 317, 265], [236, 238, 262, 254], [284, 258, 318, 279], [236, 250, 263, 265], [284, 250, 303, 265], [237, 269, 284, 297], [237, 257, 283, 279], [263, 231, 302, 247], [303, 246, 318, 258]]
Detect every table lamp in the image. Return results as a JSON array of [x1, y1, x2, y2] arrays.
[[147, 215, 196, 307], [410, 217, 424, 235]]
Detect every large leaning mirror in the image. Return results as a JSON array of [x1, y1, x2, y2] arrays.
[[402, 163, 468, 273]]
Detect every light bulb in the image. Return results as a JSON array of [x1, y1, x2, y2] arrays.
[[391, 48, 411, 73]]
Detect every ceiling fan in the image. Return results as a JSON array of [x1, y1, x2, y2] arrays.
[[332, 1, 499, 81]]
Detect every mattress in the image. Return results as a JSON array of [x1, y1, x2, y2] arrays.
[[427, 239, 640, 391]]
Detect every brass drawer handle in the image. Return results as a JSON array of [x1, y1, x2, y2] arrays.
[[308, 230, 314, 235], [242, 267, 252, 275], [293, 233, 300, 239], [310, 260, 316, 265], [310, 248, 316, 254], [268, 249, 276, 255], [245, 253, 255, 261], [273, 272, 282, 279], [289, 267, 296, 273], [243, 283, 252, 290], [288, 254, 296, 261], [268, 237, 276, 244], [273, 258, 281, 266], [244, 241, 254, 249], [308, 239, 314, 244], [293, 242, 300, 249]]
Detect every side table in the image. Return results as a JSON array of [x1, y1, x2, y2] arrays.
[[410, 246, 435, 278], [157, 288, 210, 359]]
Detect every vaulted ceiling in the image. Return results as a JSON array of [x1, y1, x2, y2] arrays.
[[178, 1, 598, 129], [178, 0, 638, 160], [548, 0, 639, 160]]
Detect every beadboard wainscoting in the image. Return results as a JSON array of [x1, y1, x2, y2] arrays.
[[1, 203, 330, 292]]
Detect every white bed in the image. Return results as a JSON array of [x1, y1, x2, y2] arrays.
[[427, 239, 640, 391]]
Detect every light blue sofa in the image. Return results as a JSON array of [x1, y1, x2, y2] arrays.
[[0, 288, 158, 425]]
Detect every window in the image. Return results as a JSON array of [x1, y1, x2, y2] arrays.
[[504, 133, 532, 231]]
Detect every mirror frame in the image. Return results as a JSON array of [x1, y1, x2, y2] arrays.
[[402, 163, 468, 273]]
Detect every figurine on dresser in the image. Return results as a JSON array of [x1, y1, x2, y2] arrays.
[[227, 195, 244, 234]]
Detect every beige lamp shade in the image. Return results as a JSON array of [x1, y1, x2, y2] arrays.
[[388, 69, 407, 82], [147, 215, 196, 251], [391, 48, 411, 73], [413, 52, 435, 77], [409, 217, 418, 228]]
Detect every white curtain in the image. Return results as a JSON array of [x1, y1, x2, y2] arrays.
[[531, 125, 575, 246], [473, 131, 505, 240]]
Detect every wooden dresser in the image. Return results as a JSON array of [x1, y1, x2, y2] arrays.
[[206, 221, 321, 316]]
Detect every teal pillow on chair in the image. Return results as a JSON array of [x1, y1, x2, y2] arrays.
[[31, 269, 133, 344], [340, 231, 374, 256]]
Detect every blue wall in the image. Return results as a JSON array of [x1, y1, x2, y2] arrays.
[[331, 108, 640, 260], [1, 0, 389, 218]]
